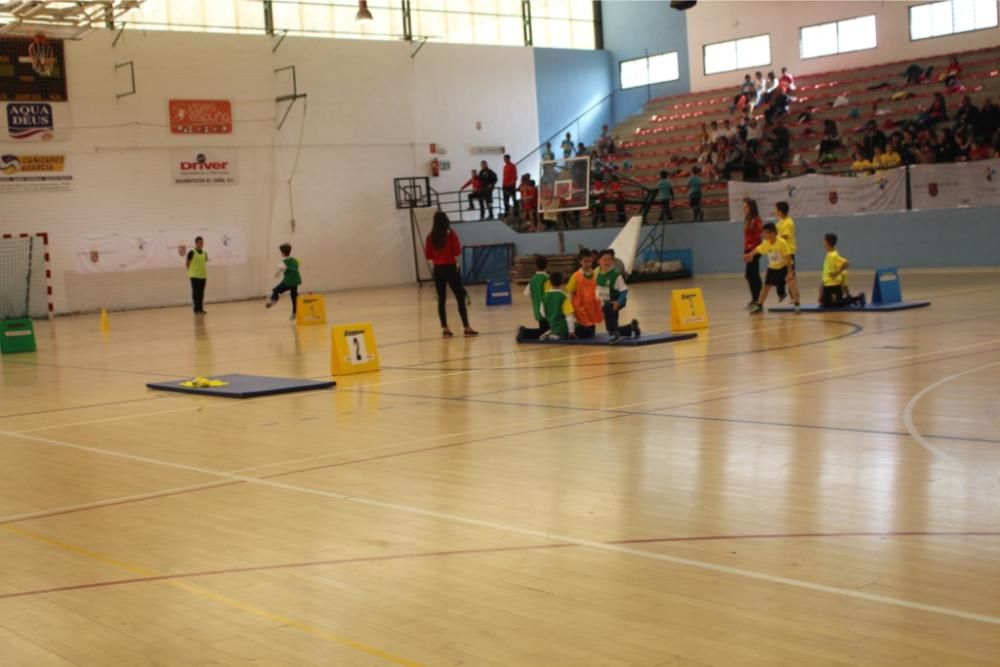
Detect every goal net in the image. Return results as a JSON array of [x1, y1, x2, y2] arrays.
[[1, 235, 50, 319]]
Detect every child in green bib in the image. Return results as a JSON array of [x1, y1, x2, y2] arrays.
[[265, 243, 302, 320], [516, 255, 552, 341], [596, 249, 640, 344]]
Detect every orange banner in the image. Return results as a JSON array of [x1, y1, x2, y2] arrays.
[[169, 99, 232, 134]]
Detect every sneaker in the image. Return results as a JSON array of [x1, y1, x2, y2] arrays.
[[858, 292, 867, 308], [265, 300, 274, 309], [539, 331, 557, 341], [442, 328, 454, 338], [793, 303, 801, 314], [749, 304, 763, 315], [516, 326, 526, 342], [608, 333, 622, 345], [631, 319, 641, 339], [745, 301, 757, 311], [463, 327, 479, 337], [289, 314, 296, 321]]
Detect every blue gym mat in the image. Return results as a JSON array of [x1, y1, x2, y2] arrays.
[[518, 331, 698, 346], [769, 301, 930, 313], [147, 373, 336, 398]]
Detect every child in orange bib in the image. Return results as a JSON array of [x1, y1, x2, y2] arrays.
[[565, 248, 603, 339]]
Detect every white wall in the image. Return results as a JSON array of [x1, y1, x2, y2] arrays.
[[0, 30, 540, 314], [685, 1, 1000, 92]]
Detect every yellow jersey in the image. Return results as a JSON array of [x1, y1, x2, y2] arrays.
[[755, 238, 792, 270], [777, 216, 797, 254], [822, 250, 848, 286]]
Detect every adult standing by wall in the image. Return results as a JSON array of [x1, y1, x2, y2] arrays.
[[424, 211, 477, 338], [501, 154, 518, 218], [477, 160, 497, 220], [185, 235, 208, 315], [742, 199, 763, 308]]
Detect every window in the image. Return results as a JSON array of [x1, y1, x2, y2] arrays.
[[910, 0, 998, 40], [620, 52, 680, 90], [703, 34, 770, 75], [800, 15, 877, 59]]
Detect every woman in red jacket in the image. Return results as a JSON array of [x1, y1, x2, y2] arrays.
[[424, 212, 477, 337], [743, 198, 763, 308]]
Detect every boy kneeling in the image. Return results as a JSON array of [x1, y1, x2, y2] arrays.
[[820, 233, 866, 308]]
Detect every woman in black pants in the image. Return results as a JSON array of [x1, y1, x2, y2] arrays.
[[424, 211, 478, 337], [742, 198, 763, 309]]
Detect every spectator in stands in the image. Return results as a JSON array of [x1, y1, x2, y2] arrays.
[[818, 119, 841, 166], [597, 124, 616, 157], [764, 88, 790, 125], [968, 137, 992, 161], [768, 118, 790, 174], [688, 166, 703, 221], [745, 118, 761, 152], [708, 120, 721, 143], [561, 132, 574, 158], [460, 168, 481, 211], [936, 128, 961, 163], [607, 175, 626, 224], [762, 71, 779, 103], [732, 74, 756, 113], [956, 130, 973, 160], [477, 160, 497, 220], [742, 146, 763, 182], [919, 93, 948, 128], [779, 67, 796, 95], [591, 175, 607, 227], [699, 122, 712, 149], [657, 170, 674, 222], [501, 154, 518, 217], [942, 56, 962, 91], [952, 96, 979, 137], [542, 142, 555, 161], [862, 120, 887, 159], [721, 140, 744, 181], [977, 97, 999, 140], [892, 132, 917, 165], [721, 119, 738, 141], [752, 71, 766, 111], [851, 149, 873, 176], [903, 63, 926, 86], [519, 174, 539, 230], [877, 144, 902, 170]]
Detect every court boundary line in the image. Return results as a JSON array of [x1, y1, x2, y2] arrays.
[[3, 427, 1000, 627]]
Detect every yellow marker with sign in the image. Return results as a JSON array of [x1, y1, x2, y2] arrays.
[[670, 288, 709, 332], [296, 293, 327, 325], [331, 322, 380, 376]]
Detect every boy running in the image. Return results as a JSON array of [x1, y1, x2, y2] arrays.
[[266, 243, 302, 320], [744, 223, 796, 314]]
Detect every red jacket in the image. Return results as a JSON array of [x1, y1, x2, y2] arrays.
[[503, 162, 517, 188], [424, 230, 462, 266], [462, 176, 481, 190], [743, 217, 763, 253]]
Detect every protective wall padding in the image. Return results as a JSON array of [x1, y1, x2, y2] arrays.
[[517, 332, 697, 346], [769, 301, 930, 313], [147, 373, 335, 398]]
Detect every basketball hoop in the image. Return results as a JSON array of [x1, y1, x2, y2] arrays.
[[28, 34, 56, 77]]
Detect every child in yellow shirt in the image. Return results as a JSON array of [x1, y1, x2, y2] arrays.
[[744, 222, 798, 314], [819, 233, 866, 308]]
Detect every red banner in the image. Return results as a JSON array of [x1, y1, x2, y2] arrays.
[[169, 100, 232, 134]]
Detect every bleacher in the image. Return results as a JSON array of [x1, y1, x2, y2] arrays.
[[605, 45, 1000, 221]]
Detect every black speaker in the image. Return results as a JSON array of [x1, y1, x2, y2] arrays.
[[670, 1, 697, 9]]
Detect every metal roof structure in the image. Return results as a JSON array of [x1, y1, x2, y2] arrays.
[[0, 1, 143, 39]]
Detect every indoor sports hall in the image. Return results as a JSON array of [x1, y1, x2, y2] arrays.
[[1, 1, 999, 665]]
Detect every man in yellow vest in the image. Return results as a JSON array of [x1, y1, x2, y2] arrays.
[[185, 236, 208, 315]]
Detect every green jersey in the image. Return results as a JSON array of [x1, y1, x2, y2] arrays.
[[595, 268, 628, 306], [281, 257, 302, 286], [525, 271, 550, 322], [540, 289, 574, 338]]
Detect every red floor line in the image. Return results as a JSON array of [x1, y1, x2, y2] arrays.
[[2, 531, 997, 602]]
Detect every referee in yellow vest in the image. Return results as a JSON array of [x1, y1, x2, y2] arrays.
[[185, 236, 208, 315]]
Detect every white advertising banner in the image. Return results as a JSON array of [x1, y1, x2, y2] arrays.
[[75, 226, 248, 274], [3, 102, 71, 142], [0, 153, 72, 192], [727, 169, 906, 220], [171, 149, 238, 185], [909, 159, 1000, 210]]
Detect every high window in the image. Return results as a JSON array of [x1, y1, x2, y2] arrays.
[[620, 52, 680, 90], [703, 34, 770, 76], [800, 15, 877, 59], [910, 0, 998, 40]]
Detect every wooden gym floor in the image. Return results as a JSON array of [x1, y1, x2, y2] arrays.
[[1, 271, 999, 666]]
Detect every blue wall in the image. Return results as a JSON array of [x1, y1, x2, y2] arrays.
[[601, 0, 692, 125], [533, 47, 613, 152], [453, 206, 1000, 274]]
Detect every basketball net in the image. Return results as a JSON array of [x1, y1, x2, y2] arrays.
[[28, 37, 55, 77]]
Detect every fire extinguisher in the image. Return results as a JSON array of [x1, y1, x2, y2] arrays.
[[430, 158, 440, 177]]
